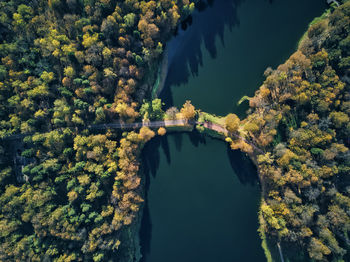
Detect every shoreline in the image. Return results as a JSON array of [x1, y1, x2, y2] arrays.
[[151, 47, 169, 99], [151, 10, 196, 99]]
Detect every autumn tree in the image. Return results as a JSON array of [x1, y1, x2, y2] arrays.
[[180, 100, 196, 120], [157, 127, 166, 136], [225, 113, 240, 133]]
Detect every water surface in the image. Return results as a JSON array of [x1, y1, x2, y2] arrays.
[[141, 134, 262, 262], [161, 0, 327, 117]]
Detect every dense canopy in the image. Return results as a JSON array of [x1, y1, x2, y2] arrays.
[[0, 0, 349, 261], [0, 0, 195, 261]]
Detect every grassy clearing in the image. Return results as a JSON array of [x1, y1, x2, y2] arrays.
[[237, 95, 251, 105], [151, 68, 161, 99], [261, 237, 274, 262], [197, 112, 226, 126]]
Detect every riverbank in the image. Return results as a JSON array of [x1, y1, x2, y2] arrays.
[[151, 48, 169, 99]]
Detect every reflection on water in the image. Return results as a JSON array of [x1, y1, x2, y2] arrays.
[[161, 0, 244, 108], [226, 147, 258, 186], [140, 132, 262, 262], [161, 0, 327, 117], [140, 132, 208, 260]]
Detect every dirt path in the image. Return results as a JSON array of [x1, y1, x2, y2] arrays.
[[3, 119, 263, 156]]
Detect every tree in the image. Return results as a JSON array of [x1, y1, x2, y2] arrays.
[[330, 111, 349, 128], [101, 16, 118, 41], [244, 121, 259, 133], [180, 100, 196, 120], [124, 13, 136, 28], [64, 66, 75, 78], [157, 127, 166, 136], [95, 107, 105, 122], [138, 126, 155, 142], [114, 102, 139, 121], [225, 113, 240, 133], [82, 33, 98, 49], [165, 107, 179, 120], [48, 0, 63, 10], [140, 101, 150, 119], [140, 99, 164, 120], [40, 71, 55, 83], [151, 99, 164, 119], [308, 237, 331, 260], [17, 4, 33, 21]]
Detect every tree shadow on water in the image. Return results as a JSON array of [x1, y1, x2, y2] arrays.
[[188, 129, 207, 147], [160, 0, 245, 108], [139, 130, 209, 261], [170, 132, 183, 152], [142, 136, 162, 178], [226, 145, 260, 186], [139, 198, 151, 262], [169, 129, 207, 152], [139, 135, 170, 261]]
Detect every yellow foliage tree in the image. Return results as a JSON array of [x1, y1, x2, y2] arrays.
[[157, 127, 166, 136], [180, 100, 196, 120], [225, 113, 240, 133], [138, 126, 155, 142]]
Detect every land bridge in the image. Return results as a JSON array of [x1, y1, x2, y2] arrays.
[[93, 119, 264, 154], [89, 119, 192, 130], [2, 118, 264, 155]]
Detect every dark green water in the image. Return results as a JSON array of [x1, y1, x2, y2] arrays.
[[141, 134, 263, 262], [140, 0, 327, 261], [162, 0, 327, 117]]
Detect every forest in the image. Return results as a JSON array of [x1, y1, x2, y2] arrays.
[[234, 1, 350, 261], [0, 0, 196, 261]]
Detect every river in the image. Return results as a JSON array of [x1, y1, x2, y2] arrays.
[[140, 0, 327, 261]]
